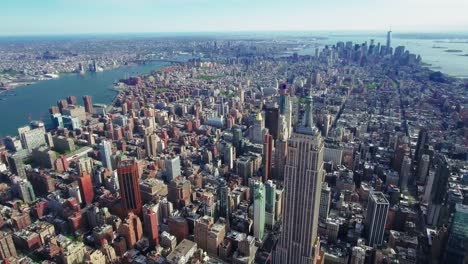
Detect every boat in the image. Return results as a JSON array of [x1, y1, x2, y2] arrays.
[[44, 73, 60, 79], [445, 49, 463, 53]]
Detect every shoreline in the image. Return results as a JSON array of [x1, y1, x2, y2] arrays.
[[0, 63, 131, 93]]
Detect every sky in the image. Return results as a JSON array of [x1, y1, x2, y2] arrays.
[[1, 0, 468, 35]]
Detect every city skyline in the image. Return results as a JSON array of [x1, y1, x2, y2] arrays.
[[0, 1, 467, 262], [2, 0, 468, 35]]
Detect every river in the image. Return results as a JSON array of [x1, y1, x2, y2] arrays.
[[0, 61, 170, 137]]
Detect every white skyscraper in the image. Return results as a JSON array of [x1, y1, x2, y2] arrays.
[[253, 181, 266, 241], [99, 140, 113, 170], [273, 95, 324, 264]]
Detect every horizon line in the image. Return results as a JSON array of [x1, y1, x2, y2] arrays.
[[2, 29, 468, 38]]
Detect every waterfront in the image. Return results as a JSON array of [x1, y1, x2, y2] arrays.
[[298, 33, 468, 78], [0, 61, 169, 137]]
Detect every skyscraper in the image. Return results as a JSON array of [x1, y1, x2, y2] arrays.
[[399, 155, 411, 191], [273, 95, 324, 264], [264, 102, 280, 140], [117, 159, 142, 216], [386, 30, 392, 54], [79, 171, 94, 206], [144, 133, 160, 158], [143, 204, 160, 246], [366, 192, 389, 247], [265, 180, 277, 228], [427, 154, 450, 226], [165, 155, 181, 182], [319, 182, 331, 220], [118, 212, 143, 248], [415, 128, 428, 163], [232, 125, 243, 155], [417, 154, 430, 183], [16, 179, 36, 204], [217, 179, 230, 220], [83, 95, 93, 115], [262, 133, 273, 182], [99, 140, 113, 170], [253, 181, 266, 241], [445, 204, 468, 263], [278, 83, 292, 136], [251, 112, 267, 144]]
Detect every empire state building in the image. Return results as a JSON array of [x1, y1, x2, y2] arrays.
[[273, 94, 324, 264]]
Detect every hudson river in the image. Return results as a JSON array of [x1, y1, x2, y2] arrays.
[[0, 61, 169, 137]]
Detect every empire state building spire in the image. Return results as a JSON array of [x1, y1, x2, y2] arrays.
[[297, 94, 318, 136], [273, 93, 324, 264]]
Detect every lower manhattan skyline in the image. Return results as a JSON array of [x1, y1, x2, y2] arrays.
[[0, 1, 467, 264]]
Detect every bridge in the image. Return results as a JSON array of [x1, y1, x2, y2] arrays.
[[130, 59, 184, 65]]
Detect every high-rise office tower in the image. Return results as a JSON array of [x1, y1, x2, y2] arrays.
[[319, 182, 331, 219], [273, 114, 289, 181], [77, 157, 94, 176], [253, 181, 266, 241], [143, 204, 160, 246], [144, 133, 160, 158], [16, 179, 36, 204], [415, 128, 428, 163], [223, 143, 235, 170], [218, 97, 227, 117], [79, 171, 94, 206], [262, 133, 273, 182], [238, 87, 244, 104], [273, 95, 324, 264], [417, 154, 430, 183], [399, 155, 411, 191], [232, 125, 243, 155], [217, 179, 230, 221], [117, 159, 142, 216], [427, 154, 450, 226], [278, 83, 292, 136], [194, 215, 214, 252], [273, 139, 287, 181], [251, 112, 267, 144], [264, 102, 280, 140], [165, 155, 181, 182], [99, 140, 113, 170], [445, 204, 468, 263], [8, 150, 28, 178], [366, 192, 389, 247], [83, 95, 93, 114], [118, 212, 143, 248], [265, 180, 277, 228], [386, 30, 392, 54]]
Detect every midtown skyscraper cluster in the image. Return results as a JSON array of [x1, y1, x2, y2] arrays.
[[0, 32, 466, 264]]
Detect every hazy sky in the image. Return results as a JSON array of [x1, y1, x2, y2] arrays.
[[1, 0, 468, 35]]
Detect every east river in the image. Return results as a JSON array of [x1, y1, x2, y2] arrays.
[[0, 61, 169, 137]]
